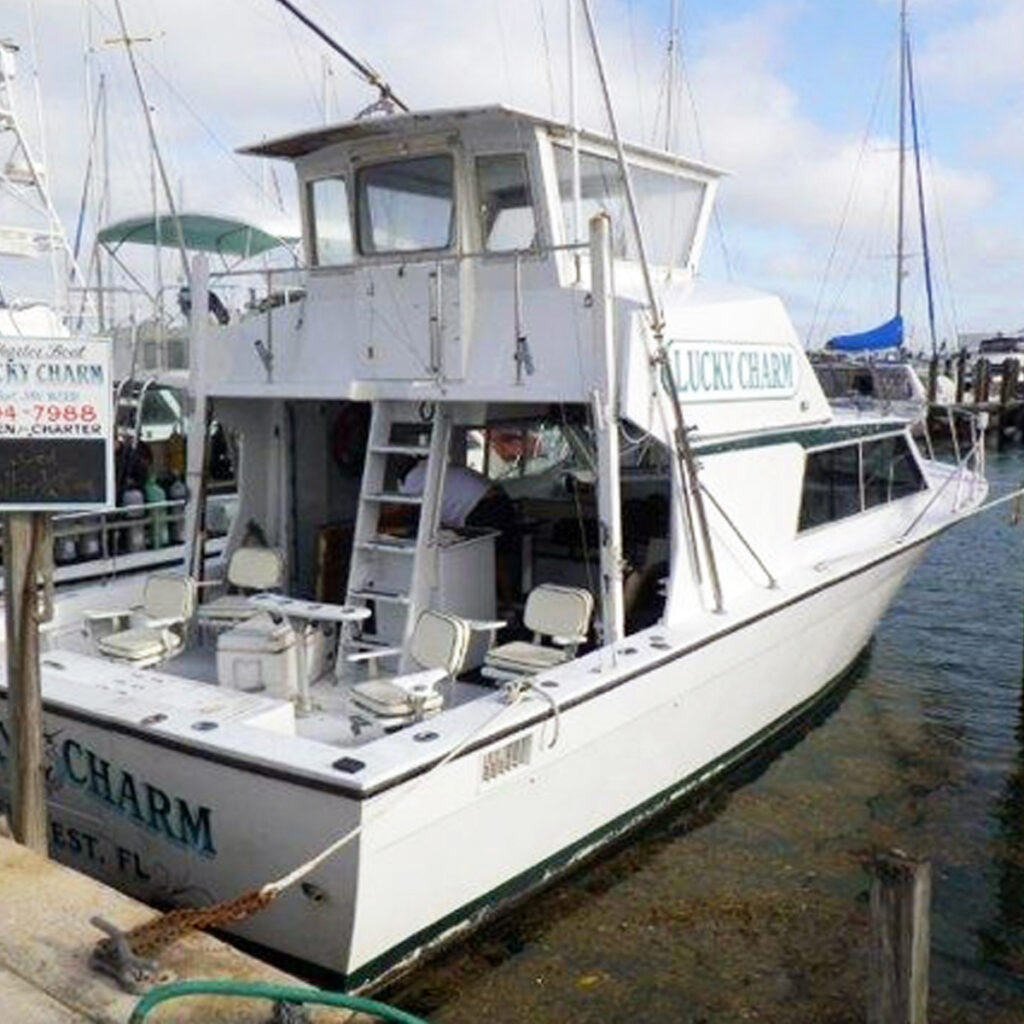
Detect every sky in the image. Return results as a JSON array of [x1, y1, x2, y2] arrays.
[[2, 0, 1023, 350]]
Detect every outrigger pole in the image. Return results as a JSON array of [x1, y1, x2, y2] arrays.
[[272, 0, 409, 114], [578, 0, 724, 614]]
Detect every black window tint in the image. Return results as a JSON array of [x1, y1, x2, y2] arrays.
[[862, 436, 895, 509], [889, 435, 926, 498], [799, 444, 861, 531]]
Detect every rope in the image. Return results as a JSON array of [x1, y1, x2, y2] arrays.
[[105, 684, 545, 959]]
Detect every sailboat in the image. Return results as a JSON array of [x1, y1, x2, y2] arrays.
[[0, 1, 990, 992], [813, 0, 939, 424]]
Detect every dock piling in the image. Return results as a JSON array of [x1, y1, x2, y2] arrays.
[[2, 512, 49, 854], [867, 851, 930, 1024]]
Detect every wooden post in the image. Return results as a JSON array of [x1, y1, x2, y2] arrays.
[[867, 851, 931, 1024], [926, 355, 938, 404], [998, 357, 1019, 449], [3, 512, 49, 854], [974, 358, 989, 405], [955, 349, 967, 403]]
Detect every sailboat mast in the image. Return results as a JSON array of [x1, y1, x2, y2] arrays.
[[895, 0, 908, 319]]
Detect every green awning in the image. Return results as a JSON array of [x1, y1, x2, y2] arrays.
[[97, 213, 296, 258]]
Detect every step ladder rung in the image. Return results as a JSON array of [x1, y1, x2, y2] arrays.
[[350, 588, 410, 605], [363, 492, 422, 505], [370, 444, 431, 457], [357, 538, 416, 554]]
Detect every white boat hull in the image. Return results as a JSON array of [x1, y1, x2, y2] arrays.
[[0, 532, 927, 987]]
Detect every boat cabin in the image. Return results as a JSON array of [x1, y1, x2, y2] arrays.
[[52, 106, 894, 743]]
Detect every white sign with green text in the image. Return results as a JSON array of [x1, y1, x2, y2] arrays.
[[667, 340, 799, 402]]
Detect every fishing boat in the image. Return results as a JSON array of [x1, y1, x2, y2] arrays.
[[0, 30, 988, 991]]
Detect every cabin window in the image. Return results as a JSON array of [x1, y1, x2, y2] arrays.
[[799, 434, 927, 531], [799, 444, 861, 531], [553, 147, 705, 266], [357, 154, 455, 253], [308, 176, 353, 266], [862, 435, 926, 508], [476, 154, 537, 251]]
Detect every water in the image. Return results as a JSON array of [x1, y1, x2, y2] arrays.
[[383, 446, 1024, 1023]]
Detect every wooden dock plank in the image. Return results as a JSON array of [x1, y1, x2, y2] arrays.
[[0, 836, 356, 1022]]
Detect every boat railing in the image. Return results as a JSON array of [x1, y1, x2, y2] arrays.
[[205, 244, 591, 381], [0, 494, 234, 570]]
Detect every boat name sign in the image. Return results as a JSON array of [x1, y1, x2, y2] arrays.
[[667, 340, 799, 402]]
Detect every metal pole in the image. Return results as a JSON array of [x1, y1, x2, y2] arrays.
[[3, 512, 48, 854], [111, 0, 192, 289], [906, 38, 937, 357], [895, 0, 908, 319], [590, 214, 624, 644], [568, 0, 582, 244], [579, 0, 723, 612]]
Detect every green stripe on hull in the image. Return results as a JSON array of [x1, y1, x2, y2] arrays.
[[348, 646, 871, 991]]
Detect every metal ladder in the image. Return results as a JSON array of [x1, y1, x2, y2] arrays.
[[345, 400, 451, 668]]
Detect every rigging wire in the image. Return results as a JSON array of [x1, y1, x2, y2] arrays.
[[82, 0, 288, 215], [626, 0, 648, 142], [492, 0, 517, 110], [536, 0, 559, 119], [915, 77, 961, 347], [806, 51, 890, 347], [274, 1, 326, 122], [673, 4, 733, 279], [271, 0, 408, 113]]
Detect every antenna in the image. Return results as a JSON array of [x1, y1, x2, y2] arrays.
[[108, 0, 191, 289], [272, 0, 409, 115]]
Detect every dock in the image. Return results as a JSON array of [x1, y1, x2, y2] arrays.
[[0, 834, 364, 1022], [927, 351, 1024, 445]]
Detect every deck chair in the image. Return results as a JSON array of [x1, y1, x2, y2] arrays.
[[196, 547, 284, 629], [482, 583, 593, 681], [348, 610, 471, 721], [86, 573, 196, 668]]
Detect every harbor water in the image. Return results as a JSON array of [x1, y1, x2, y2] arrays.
[[382, 445, 1024, 1022]]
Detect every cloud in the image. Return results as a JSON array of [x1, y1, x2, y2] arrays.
[[0, 0, 1016, 343]]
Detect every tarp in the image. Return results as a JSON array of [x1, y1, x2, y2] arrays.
[[826, 315, 904, 352], [97, 213, 296, 259]]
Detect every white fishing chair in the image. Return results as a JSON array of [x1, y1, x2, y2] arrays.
[[85, 573, 196, 668], [347, 610, 471, 721], [481, 583, 593, 682], [195, 547, 285, 630]]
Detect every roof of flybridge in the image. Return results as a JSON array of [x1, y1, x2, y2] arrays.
[[239, 103, 725, 178]]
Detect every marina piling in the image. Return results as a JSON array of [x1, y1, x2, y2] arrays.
[[974, 358, 989, 405], [998, 358, 1020, 448], [867, 851, 930, 1024], [2, 511, 50, 854], [955, 349, 968, 403]]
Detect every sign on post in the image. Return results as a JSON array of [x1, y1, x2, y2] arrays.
[[0, 336, 114, 510], [0, 334, 113, 855]]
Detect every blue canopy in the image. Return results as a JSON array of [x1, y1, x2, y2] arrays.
[[826, 315, 904, 352]]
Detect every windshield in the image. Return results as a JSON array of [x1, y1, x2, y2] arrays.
[[357, 155, 455, 254]]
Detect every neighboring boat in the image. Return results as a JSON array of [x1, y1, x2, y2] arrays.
[[816, 0, 945, 426], [810, 351, 929, 424], [0, 97, 987, 992]]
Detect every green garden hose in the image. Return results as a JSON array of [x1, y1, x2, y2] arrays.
[[129, 978, 431, 1023]]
